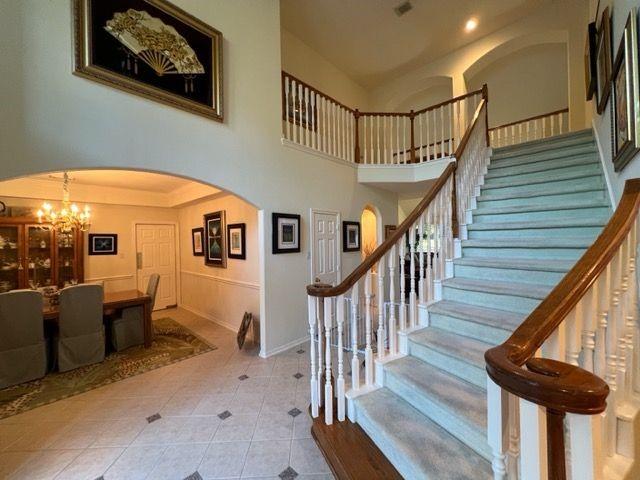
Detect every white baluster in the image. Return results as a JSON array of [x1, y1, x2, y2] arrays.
[[317, 296, 323, 409], [350, 283, 360, 390], [409, 226, 417, 326], [582, 286, 597, 373], [418, 213, 425, 303], [566, 304, 582, 366], [297, 83, 304, 145], [336, 294, 345, 421], [377, 254, 386, 360], [440, 106, 445, 158], [363, 116, 368, 164], [487, 378, 508, 480], [308, 296, 319, 418], [419, 113, 424, 163], [310, 93, 316, 150], [520, 399, 548, 480], [388, 245, 397, 355], [304, 87, 310, 147], [399, 237, 406, 331], [284, 77, 291, 140], [568, 413, 603, 480], [364, 271, 374, 386], [507, 393, 521, 479], [376, 115, 381, 164], [403, 116, 408, 164], [323, 297, 333, 424], [370, 115, 374, 164], [426, 110, 431, 161], [383, 115, 388, 164]]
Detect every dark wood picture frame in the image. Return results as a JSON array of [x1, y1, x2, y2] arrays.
[[342, 221, 361, 252], [73, 0, 223, 121], [204, 210, 226, 267], [272, 213, 300, 254], [227, 223, 246, 260], [585, 21, 597, 101], [612, 9, 640, 172], [384, 224, 398, 240], [596, 7, 613, 114], [88, 233, 118, 255], [191, 227, 204, 256], [236, 312, 253, 349]]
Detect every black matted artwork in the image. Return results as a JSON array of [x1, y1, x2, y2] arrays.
[[227, 223, 246, 260], [342, 221, 361, 252], [88, 234, 118, 255], [272, 213, 300, 254], [204, 211, 226, 267]]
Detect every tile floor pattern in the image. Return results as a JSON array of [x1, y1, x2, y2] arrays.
[[0, 308, 334, 480]]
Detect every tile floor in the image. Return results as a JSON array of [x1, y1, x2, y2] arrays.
[[0, 308, 334, 480]]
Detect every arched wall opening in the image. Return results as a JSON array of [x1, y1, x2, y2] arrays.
[[360, 205, 379, 262], [0, 168, 265, 351]]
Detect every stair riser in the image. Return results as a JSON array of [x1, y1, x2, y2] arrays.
[[473, 206, 610, 223], [454, 264, 566, 286], [408, 340, 487, 390], [468, 225, 603, 239], [428, 312, 511, 345], [490, 147, 597, 169], [480, 175, 603, 196], [384, 370, 492, 462], [461, 246, 586, 260], [442, 286, 540, 314], [486, 159, 598, 181], [492, 129, 593, 152], [484, 165, 602, 187], [477, 190, 604, 208], [492, 138, 595, 161]]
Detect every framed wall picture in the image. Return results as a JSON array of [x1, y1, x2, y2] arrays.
[[384, 224, 398, 240], [272, 213, 300, 254], [612, 8, 640, 172], [342, 221, 361, 252], [596, 6, 612, 114], [88, 234, 118, 255], [585, 21, 597, 101], [191, 227, 204, 256], [204, 211, 226, 267], [227, 223, 246, 260], [73, 0, 223, 121]]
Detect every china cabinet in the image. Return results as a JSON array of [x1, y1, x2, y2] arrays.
[[0, 217, 84, 292]]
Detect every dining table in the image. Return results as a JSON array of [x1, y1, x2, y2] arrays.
[[43, 289, 153, 348]]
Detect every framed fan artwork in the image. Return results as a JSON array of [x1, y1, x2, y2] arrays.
[[73, 0, 223, 121], [204, 211, 226, 267]]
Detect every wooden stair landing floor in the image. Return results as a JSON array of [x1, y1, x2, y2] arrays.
[[311, 406, 402, 480]]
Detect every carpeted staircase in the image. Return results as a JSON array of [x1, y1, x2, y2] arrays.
[[350, 129, 611, 478]]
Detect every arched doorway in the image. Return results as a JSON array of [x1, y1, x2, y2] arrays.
[[360, 205, 380, 262]]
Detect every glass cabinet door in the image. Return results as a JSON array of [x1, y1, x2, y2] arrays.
[[25, 225, 55, 289], [0, 225, 23, 292], [56, 231, 78, 288]]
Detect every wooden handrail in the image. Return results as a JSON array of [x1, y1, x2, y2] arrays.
[[413, 88, 484, 115], [307, 98, 488, 298], [484, 180, 640, 415], [282, 71, 356, 114], [489, 108, 568, 132]]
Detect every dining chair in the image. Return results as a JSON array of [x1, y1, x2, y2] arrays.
[[0, 290, 47, 388], [55, 284, 105, 372], [111, 274, 159, 351]]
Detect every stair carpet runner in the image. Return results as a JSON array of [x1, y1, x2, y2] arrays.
[[350, 130, 611, 479]]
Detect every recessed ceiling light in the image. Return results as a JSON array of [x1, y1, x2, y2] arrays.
[[465, 17, 478, 32]]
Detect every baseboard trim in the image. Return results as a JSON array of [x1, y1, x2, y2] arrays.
[[259, 334, 309, 358], [592, 118, 616, 208]]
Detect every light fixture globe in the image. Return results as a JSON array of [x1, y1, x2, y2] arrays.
[[37, 172, 91, 233]]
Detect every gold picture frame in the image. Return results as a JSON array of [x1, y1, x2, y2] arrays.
[[73, 0, 223, 121]]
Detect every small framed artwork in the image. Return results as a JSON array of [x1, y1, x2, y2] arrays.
[[585, 21, 597, 101], [88, 234, 118, 255], [236, 311, 253, 349], [191, 227, 204, 256], [384, 224, 398, 240], [343, 221, 361, 252], [612, 8, 640, 172], [73, 0, 223, 121], [227, 223, 246, 260], [596, 7, 612, 114], [204, 211, 226, 267], [272, 213, 300, 254]]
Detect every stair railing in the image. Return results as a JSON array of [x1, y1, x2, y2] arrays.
[[488, 108, 569, 148], [484, 181, 640, 479], [305, 97, 489, 425], [281, 70, 486, 165]]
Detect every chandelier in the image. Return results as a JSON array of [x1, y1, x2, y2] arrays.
[[37, 172, 91, 233]]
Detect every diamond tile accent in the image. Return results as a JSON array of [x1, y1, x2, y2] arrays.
[[293, 372, 304, 379], [238, 374, 249, 380], [288, 408, 302, 418], [218, 410, 232, 420], [296, 349, 305, 354], [279, 466, 298, 479], [183, 472, 203, 480], [146, 413, 161, 423]]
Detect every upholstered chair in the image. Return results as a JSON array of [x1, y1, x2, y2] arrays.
[[0, 290, 47, 388], [111, 274, 159, 351], [56, 284, 105, 372]]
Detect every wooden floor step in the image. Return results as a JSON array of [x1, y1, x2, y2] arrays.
[[310, 405, 402, 480]]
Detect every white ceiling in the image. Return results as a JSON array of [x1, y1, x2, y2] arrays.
[[280, 0, 551, 88]]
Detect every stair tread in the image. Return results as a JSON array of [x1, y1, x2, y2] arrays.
[[486, 156, 598, 179], [467, 217, 608, 230], [482, 168, 601, 189], [492, 129, 593, 153], [354, 388, 492, 479], [443, 277, 551, 299], [454, 256, 575, 272], [478, 184, 605, 202], [428, 299, 524, 331], [474, 199, 609, 215], [409, 327, 492, 369], [491, 130, 594, 159], [461, 236, 595, 248], [386, 356, 487, 431]]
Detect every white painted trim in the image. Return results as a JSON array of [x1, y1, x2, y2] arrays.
[[180, 270, 260, 290], [260, 334, 309, 358], [85, 274, 135, 282], [258, 210, 267, 359], [309, 208, 342, 285], [281, 138, 357, 169], [592, 119, 616, 208]]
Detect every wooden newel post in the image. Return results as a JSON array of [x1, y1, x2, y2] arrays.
[[546, 408, 567, 480], [410, 110, 416, 163], [354, 109, 361, 163], [482, 83, 490, 147]]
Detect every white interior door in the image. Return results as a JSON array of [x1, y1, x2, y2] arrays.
[[136, 223, 177, 310], [311, 210, 340, 286]]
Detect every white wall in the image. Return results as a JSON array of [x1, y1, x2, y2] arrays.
[[467, 43, 568, 128], [589, 0, 640, 204], [178, 193, 260, 336], [0, 0, 398, 357], [281, 29, 369, 109]]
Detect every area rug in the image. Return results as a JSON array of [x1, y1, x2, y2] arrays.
[[0, 317, 216, 419]]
